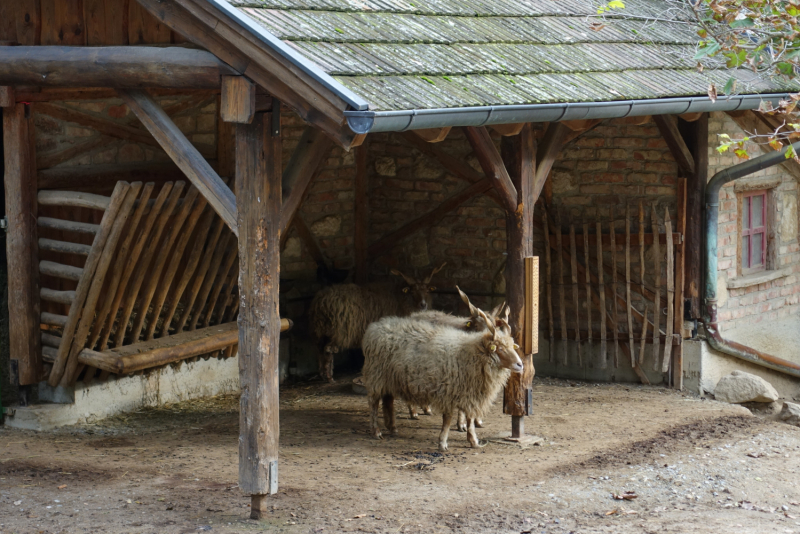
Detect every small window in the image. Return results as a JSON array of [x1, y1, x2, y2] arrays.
[[741, 190, 767, 274]]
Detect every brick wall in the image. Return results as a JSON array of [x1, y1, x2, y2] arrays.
[[708, 112, 800, 330]]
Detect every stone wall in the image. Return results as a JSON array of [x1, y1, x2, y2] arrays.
[[708, 112, 800, 331]]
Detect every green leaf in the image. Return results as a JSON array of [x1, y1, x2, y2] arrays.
[[729, 17, 755, 28], [722, 77, 736, 94], [786, 145, 797, 160], [608, 0, 625, 8], [723, 50, 747, 68], [777, 62, 795, 77], [694, 41, 721, 59]]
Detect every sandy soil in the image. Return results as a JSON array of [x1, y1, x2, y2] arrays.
[[2, 376, 800, 534]]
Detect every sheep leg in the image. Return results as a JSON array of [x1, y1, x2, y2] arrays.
[[457, 411, 467, 432], [320, 344, 337, 383], [408, 404, 419, 420], [382, 394, 397, 435], [467, 417, 484, 448], [438, 412, 454, 452], [369, 394, 382, 439]]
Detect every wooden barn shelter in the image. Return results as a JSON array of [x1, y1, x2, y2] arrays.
[[1, 0, 797, 518]]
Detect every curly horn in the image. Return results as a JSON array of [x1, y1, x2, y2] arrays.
[[424, 262, 447, 284], [390, 268, 417, 286], [457, 285, 480, 317]]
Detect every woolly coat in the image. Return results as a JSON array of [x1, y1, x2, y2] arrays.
[[309, 283, 416, 350], [362, 316, 512, 420]]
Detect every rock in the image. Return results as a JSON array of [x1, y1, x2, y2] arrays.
[[374, 157, 396, 176], [310, 215, 341, 237], [714, 371, 779, 404], [780, 402, 800, 426]]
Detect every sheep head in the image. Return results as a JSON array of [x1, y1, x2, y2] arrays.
[[477, 310, 523, 374], [391, 262, 446, 311], [457, 286, 511, 334]]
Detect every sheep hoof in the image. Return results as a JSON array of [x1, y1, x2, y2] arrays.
[[475, 419, 484, 428], [438, 443, 448, 452], [456, 424, 467, 432], [372, 429, 383, 440], [423, 408, 433, 415], [470, 439, 487, 449], [388, 428, 399, 436], [409, 413, 419, 420]]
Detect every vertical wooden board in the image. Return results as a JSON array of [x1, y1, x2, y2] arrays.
[[609, 209, 619, 367], [595, 221, 607, 368], [217, 97, 235, 181], [662, 208, 675, 374], [354, 142, 368, 284], [673, 178, 687, 388], [84, 0, 126, 45], [582, 223, 591, 348], [524, 256, 538, 355], [237, 112, 281, 499], [569, 225, 581, 366], [16, 0, 41, 46], [624, 205, 634, 367], [543, 210, 554, 363], [651, 203, 662, 370], [0, 87, 14, 109], [41, 0, 86, 46], [0, 3, 19, 42], [128, 0, 171, 44], [3, 103, 42, 385], [555, 211, 568, 365], [638, 201, 646, 363]]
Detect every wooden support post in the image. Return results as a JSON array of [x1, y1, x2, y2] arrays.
[[118, 89, 238, 236], [464, 126, 518, 213], [500, 124, 535, 437], [3, 102, 42, 385], [236, 111, 281, 514], [673, 179, 687, 389], [534, 122, 569, 201], [221, 76, 256, 124], [354, 142, 368, 284], [682, 114, 708, 320], [280, 126, 333, 235]]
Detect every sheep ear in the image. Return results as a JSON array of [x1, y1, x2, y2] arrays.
[[457, 286, 479, 317], [424, 262, 447, 283], [390, 268, 416, 286]]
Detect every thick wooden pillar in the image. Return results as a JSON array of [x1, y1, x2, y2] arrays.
[[236, 111, 281, 517], [501, 124, 536, 436], [680, 114, 708, 320], [3, 102, 42, 388]]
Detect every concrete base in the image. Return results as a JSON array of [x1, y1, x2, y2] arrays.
[[683, 338, 800, 400], [4, 354, 240, 431]]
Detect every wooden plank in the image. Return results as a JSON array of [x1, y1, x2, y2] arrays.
[[625, 205, 634, 367], [221, 76, 256, 124], [3, 103, 42, 385], [128, 0, 172, 44], [673, 178, 687, 389], [88, 183, 155, 349], [596, 221, 607, 368], [524, 257, 538, 355], [36, 102, 159, 147], [39, 162, 191, 191], [638, 201, 646, 364], [662, 208, 675, 373], [413, 127, 451, 143], [46, 181, 130, 386], [543, 210, 555, 363], [651, 202, 662, 371], [569, 225, 581, 366], [653, 114, 695, 175], [583, 222, 592, 358], [38, 217, 99, 235], [236, 112, 281, 505], [41, 312, 68, 327], [195, 234, 236, 328], [113, 183, 185, 347], [0, 3, 18, 42], [41, 332, 62, 348], [41, 0, 86, 46], [129, 187, 201, 341], [354, 142, 368, 284], [173, 218, 226, 333], [463, 126, 517, 213], [84, 0, 127, 46], [0, 86, 14, 108], [555, 210, 568, 366], [556, 232, 682, 247], [279, 126, 333, 234], [16, 0, 42, 46], [500, 127, 534, 419], [490, 123, 525, 137], [61, 183, 142, 386], [609, 209, 619, 368], [188, 233, 235, 331], [135, 0, 356, 150], [159, 210, 218, 337], [144, 195, 209, 340], [563, 120, 603, 145], [40, 260, 83, 281], [203, 256, 238, 329], [41, 288, 76, 304], [638, 306, 649, 365], [368, 178, 492, 258], [119, 89, 238, 236], [534, 122, 569, 201]]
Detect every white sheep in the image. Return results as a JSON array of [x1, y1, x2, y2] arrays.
[[308, 263, 445, 382], [362, 300, 522, 451]]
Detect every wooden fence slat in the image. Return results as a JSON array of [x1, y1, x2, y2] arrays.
[[543, 210, 555, 363], [651, 202, 662, 370], [638, 201, 646, 364], [638, 306, 649, 367], [569, 225, 581, 366], [625, 205, 635, 367], [609, 209, 619, 368], [583, 222, 591, 360], [201, 243, 239, 328], [662, 208, 675, 373], [555, 210, 568, 365], [188, 232, 235, 330], [596, 221, 607, 368]]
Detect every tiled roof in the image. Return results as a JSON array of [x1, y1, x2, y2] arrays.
[[230, 0, 797, 111]]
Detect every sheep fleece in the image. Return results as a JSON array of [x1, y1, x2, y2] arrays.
[[362, 317, 512, 420]]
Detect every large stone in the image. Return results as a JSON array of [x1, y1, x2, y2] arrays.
[[310, 215, 341, 237], [714, 370, 780, 404], [780, 402, 800, 427], [375, 157, 396, 177]]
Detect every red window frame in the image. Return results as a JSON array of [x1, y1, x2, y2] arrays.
[[741, 189, 767, 273]]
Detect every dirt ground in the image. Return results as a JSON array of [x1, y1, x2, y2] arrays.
[[2, 376, 800, 534]]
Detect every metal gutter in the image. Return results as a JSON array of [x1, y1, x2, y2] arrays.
[[704, 139, 800, 379], [204, 0, 370, 111], [345, 93, 794, 133]]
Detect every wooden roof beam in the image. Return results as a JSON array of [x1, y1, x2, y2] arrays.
[[280, 126, 334, 235], [653, 115, 695, 176], [413, 127, 452, 143], [119, 89, 239, 236], [463, 126, 518, 213], [0, 46, 237, 89], [534, 121, 570, 201]]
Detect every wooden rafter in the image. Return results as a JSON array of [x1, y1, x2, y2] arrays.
[[534, 121, 570, 200], [280, 126, 334, 235], [490, 123, 526, 137], [413, 127, 451, 143], [119, 88, 239, 235], [463, 126, 517, 213], [37, 102, 159, 147], [653, 114, 695, 176]]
